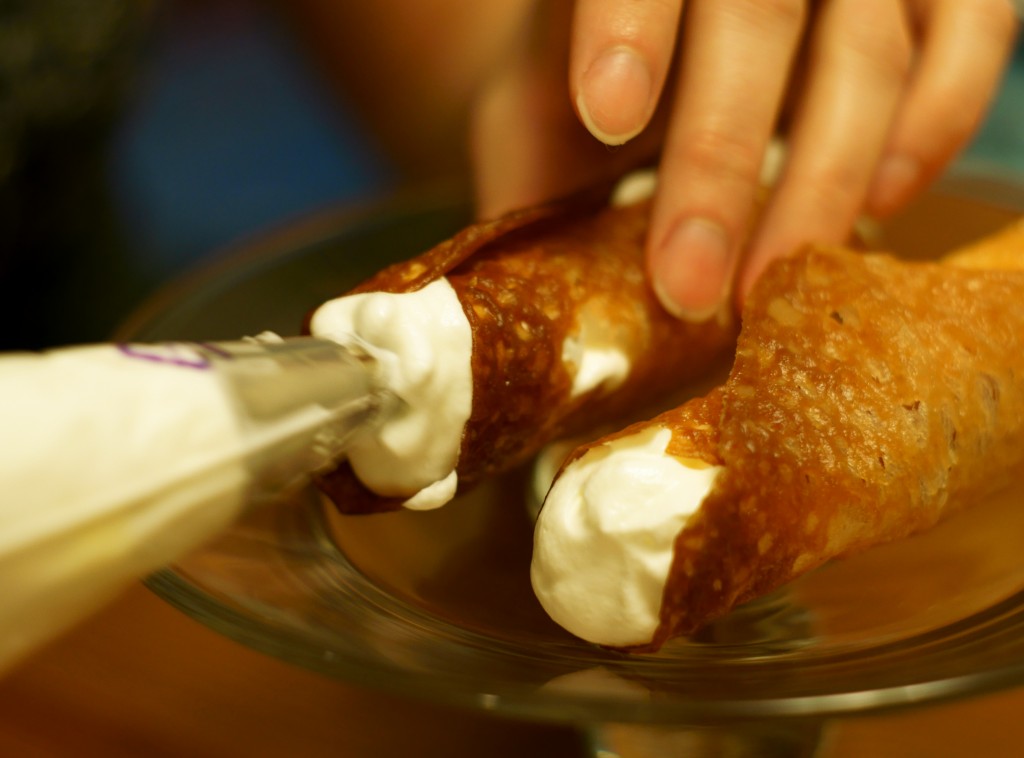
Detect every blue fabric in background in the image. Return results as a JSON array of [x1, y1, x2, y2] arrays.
[[107, 3, 395, 281]]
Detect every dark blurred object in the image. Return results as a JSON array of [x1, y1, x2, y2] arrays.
[[0, 1, 152, 183], [0, 0, 398, 351], [0, 0, 154, 350]]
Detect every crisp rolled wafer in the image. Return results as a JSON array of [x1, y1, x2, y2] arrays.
[[309, 178, 738, 513], [533, 223, 1024, 650]]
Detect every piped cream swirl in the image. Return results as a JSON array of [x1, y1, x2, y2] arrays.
[[310, 279, 473, 509], [531, 425, 721, 647]]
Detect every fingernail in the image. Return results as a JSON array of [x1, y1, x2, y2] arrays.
[[869, 154, 919, 217], [577, 46, 652, 146], [651, 219, 732, 322]]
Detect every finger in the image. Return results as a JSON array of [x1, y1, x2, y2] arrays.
[[647, 0, 807, 320], [866, 0, 1020, 217], [570, 0, 684, 145], [738, 0, 912, 301]]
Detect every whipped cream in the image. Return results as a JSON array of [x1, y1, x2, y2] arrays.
[[531, 425, 721, 647], [610, 168, 657, 207], [557, 167, 657, 398], [309, 279, 473, 509], [562, 301, 632, 399]]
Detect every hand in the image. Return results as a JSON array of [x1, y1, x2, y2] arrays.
[[471, 0, 1020, 320]]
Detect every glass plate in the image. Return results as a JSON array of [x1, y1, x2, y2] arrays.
[[122, 169, 1024, 729]]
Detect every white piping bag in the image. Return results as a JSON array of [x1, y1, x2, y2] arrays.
[[0, 334, 393, 674]]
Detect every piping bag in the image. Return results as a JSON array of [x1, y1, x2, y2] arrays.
[[0, 333, 395, 674]]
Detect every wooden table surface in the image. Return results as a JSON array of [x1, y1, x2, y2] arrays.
[[3, 584, 1024, 757]]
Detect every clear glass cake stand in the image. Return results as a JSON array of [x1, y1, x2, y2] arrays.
[[121, 167, 1024, 757]]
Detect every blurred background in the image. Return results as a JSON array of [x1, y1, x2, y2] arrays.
[[1, 2, 1024, 756], [0, 0, 527, 350], [2, 0, 1022, 351]]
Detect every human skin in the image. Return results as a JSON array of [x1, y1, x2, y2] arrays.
[[472, 0, 1020, 320], [285, 0, 1019, 319], [281, 0, 529, 180]]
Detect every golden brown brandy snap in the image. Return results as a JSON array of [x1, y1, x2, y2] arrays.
[[313, 185, 739, 514], [541, 219, 1024, 651]]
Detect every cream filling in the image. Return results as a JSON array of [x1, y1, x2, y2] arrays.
[[561, 302, 632, 399], [558, 167, 658, 398], [611, 168, 657, 207], [309, 279, 473, 509], [531, 425, 721, 647]]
